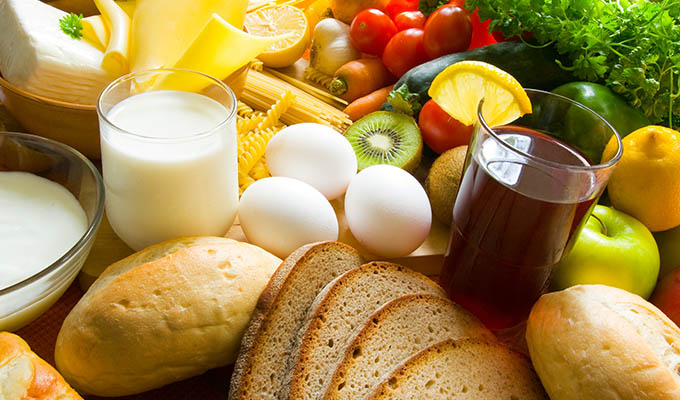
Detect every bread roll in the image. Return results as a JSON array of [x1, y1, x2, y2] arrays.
[[0, 332, 82, 400], [526, 284, 680, 400], [54, 236, 281, 397]]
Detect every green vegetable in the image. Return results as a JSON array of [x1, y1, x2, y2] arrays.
[[553, 82, 651, 139], [467, 0, 680, 127], [59, 13, 84, 40], [419, 0, 448, 16], [385, 42, 574, 116]]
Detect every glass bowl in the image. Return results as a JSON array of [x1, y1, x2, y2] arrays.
[[0, 132, 104, 331]]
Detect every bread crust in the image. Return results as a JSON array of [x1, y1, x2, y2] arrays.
[[526, 284, 680, 400], [229, 241, 363, 400], [0, 332, 82, 399], [54, 236, 281, 397]]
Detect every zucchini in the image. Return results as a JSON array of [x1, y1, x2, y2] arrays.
[[385, 42, 574, 116]]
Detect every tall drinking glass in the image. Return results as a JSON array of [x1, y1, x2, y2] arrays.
[[439, 89, 622, 331], [98, 69, 238, 251]]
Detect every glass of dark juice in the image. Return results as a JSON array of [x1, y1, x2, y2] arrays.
[[439, 89, 623, 331]]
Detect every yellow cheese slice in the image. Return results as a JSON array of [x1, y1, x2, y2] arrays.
[[116, 0, 136, 17], [82, 15, 110, 51], [130, 0, 248, 73], [94, 0, 130, 76], [157, 13, 285, 92]]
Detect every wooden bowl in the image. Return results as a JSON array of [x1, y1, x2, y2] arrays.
[[0, 66, 249, 159]]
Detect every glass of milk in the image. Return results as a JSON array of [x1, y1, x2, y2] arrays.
[[98, 69, 238, 251]]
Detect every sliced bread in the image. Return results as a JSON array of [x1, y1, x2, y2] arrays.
[[281, 262, 446, 400], [362, 338, 548, 400], [228, 241, 363, 400], [323, 294, 494, 400]]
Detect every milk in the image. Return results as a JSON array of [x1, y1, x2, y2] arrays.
[[100, 90, 238, 251]]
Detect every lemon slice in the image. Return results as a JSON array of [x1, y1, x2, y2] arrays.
[[245, 5, 310, 68], [428, 61, 532, 127]]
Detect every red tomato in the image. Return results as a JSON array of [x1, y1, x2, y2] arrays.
[[382, 28, 428, 77], [385, 0, 418, 20], [467, 9, 496, 49], [423, 5, 472, 59], [394, 11, 426, 31], [418, 99, 473, 153], [350, 9, 398, 56]]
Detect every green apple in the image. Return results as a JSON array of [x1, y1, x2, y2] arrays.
[[550, 205, 660, 299], [653, 225, 680, 280]]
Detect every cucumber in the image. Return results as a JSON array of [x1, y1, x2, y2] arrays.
[[385, 42, 574, 116]]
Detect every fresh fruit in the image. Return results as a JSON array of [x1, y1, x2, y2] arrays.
[[309, 18, 361, 75], [650, 266, 680, 327], [330, 0, 389, 24], [344, 111, 422, 172], [654, 225, 680, 280], [423, 5, 472, 59], [304, 0, 334, 32], [602, 125, 680, 232], [418, 99, 473, 153], [244, 4, 310, 68], [550, 205, 660, 299], [381, 28, 428, 77], [385, 0, 419, 19], [428, 60, 532, 126], [425, 145, 467, 225], [393, 10, 426, 31], [349, 9, 397, 56]]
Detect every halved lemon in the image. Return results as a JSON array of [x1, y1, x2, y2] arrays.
[[244, 5, 310, 68], [428, 61, 532, 127]]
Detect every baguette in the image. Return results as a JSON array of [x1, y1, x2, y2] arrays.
[[323, 294, 494, 400], [229, 241, 363, 400], [0, 332, 82, 400], [281, 262, 445, 400], [363, 338, 547, 399], [54, 236, 281, 397]]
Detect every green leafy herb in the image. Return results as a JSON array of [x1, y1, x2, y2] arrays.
[[59, 13, 84, 40], [419, 0, 449, 16], [467, 0, 680, 127]]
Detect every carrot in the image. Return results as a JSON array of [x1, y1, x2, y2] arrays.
[[343, 85, 394, 122], [329, 58, 396, 102]]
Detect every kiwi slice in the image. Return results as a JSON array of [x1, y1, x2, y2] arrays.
[[345, 111, 422, 172]]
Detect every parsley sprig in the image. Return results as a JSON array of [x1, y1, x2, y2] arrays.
[[467, 0, 680, 127], [59, 13, 84, 40]]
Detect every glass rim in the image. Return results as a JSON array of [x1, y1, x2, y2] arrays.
[[97, 68, 237, 143], [477, 88, 624, 171]]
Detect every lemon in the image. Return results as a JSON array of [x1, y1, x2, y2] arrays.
[[602, 125, 680, 232], [305, 0, 333, 32], [428, 61, 532, 127], [244, 5, 310, 68]]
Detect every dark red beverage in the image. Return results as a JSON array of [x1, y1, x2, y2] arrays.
[[439, 125, 597, 330]]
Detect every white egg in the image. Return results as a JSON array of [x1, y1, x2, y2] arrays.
[[344, 165, 432, 258], [239, 177, 339, 258], [266, 123, 358, 200]]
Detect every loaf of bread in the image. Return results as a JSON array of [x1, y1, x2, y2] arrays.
[[54, 236, 281, 397], [282, 262, 445, 400], [0, 332, 82, 400], [229, 241, 363, 400], [363, 338, 547, 399], [526, 284, 680, 400], [323, 294, 494, 400]]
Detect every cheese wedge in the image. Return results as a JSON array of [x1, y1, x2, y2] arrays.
[[94, 0, 130, 75], [130, 0, 248, 72], [0, 0, 117, 105]]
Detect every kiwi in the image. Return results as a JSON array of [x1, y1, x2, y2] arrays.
[[345, 111, 422, 172], [425, 145, 468, 226]]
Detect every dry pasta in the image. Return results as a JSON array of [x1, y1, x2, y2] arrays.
[[258, 90, 294, 130], [303, 67, 333, 90], [237, 115, 265, 134], [250, 158, 270, 180]]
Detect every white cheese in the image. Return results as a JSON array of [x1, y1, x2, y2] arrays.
[[0, 0, 118, 105]]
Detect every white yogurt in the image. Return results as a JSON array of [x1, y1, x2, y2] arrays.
[[0, 171, 88, 290], [100, 90, 238, 251]]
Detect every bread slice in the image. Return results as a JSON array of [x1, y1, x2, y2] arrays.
[[322, 294, 494, 400], [281, 262, 446, 400], [229, 241, 363, 400], [363, 338, 547, 400]]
